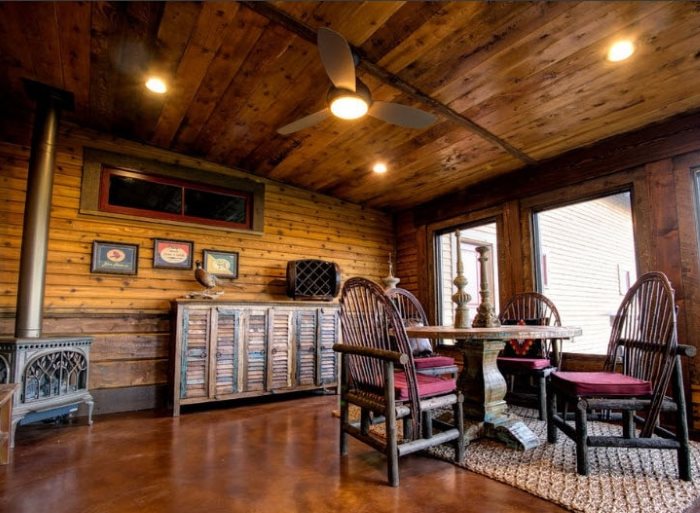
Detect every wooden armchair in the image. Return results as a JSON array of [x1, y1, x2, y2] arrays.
[[335, 277, 464, 487], [497, 292, 562, 420], [385, 287, 458, 378], [546, 271, 694, 480]]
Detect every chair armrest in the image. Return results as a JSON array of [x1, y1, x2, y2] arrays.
[[332, 343, 409, 364], [676, 344, 696, 358]]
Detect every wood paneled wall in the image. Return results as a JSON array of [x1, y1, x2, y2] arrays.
[[396, 111, 700, 429], [0, 121, 393, 412]]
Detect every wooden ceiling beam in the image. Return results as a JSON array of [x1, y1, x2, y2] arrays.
[[239, 1, 536, 166]]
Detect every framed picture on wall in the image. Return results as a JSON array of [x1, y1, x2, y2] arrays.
[[153, 238, 193, 270], [91, 241, 139, 275], [203, 249, 239, 278]]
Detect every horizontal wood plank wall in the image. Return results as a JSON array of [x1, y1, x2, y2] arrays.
[[0, 123, 393, 408], [396, 112, 700, 429]]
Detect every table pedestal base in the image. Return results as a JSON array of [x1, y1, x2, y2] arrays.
[[457, 338, 540, 450], [464, 415, 540, 450]]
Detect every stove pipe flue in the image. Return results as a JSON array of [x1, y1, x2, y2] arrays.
[[14, 80, 74, 338]]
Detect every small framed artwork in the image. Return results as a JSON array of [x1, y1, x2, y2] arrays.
[[153, 238, 193, 270], [203, 249, 239, 278], [91, 241, 139, 275]]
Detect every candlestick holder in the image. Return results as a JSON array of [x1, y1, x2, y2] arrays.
[[472, 245, 500, 328], [451, 230, 471, 328], [382, 251, 400, 289]]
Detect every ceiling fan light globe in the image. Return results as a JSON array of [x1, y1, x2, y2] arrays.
[[330, 95, 368, 119]]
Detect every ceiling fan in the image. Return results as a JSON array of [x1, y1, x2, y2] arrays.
[[277, 27, 437, 135]]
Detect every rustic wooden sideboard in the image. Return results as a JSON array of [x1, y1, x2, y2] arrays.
[[170, 300, 339, 415]]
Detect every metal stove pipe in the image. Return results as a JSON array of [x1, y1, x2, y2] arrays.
[[14, 80, 74, 338]]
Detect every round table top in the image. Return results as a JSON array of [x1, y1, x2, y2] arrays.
[[403, 324, 582, 340]]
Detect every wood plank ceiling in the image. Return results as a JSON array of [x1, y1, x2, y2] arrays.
[[0, 1, 698, 211]]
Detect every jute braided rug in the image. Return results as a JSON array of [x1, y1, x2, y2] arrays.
[[426, 407, 700, 513]]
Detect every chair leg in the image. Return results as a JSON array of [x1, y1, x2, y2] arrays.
[[546, 380, 558, 443], [622, 410, 635, 438], [403, 417, 413, 440], [537, 375, 547, 421], [673, 359, 692, 481], [339, 399, 348, 456], [384, 361, 399, 487], [422, 410, 433, 439], [339, 356, 349, 456], [575, 399, 589, 476], [386, 406, 399, 487], [361, 409, 371, 436], [453, 394, 465, 462]]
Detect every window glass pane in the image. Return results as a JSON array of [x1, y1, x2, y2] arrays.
[[108, 174, 181, 214], [184, 189, 247, 224], [534, 192, 636, 354], [436, 223, 499, 327]]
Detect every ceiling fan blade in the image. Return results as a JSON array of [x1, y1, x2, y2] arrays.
[[277, 109, 330, 135], [368, 101, 436, 129], [317, 27, 356, 91]]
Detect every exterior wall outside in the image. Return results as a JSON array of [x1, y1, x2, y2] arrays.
[[535, 193, 636, 354], [0, 123, 393, 411]]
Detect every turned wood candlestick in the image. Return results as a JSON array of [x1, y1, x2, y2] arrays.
[[472, 245, 500, 328], [451, 230, 471, 328], [382, 251, 400, 289]]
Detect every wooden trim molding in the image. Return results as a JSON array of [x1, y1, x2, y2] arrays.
[[80, 148, 265, 234]]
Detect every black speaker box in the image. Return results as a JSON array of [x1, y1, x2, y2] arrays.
[[286, 259, 341, 300]]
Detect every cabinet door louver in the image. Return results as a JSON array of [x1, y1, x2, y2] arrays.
[[295, 310, 317, 386], [244, 310, 267, 391], [213, 309, 239, 397], [317, 309, 339, 385], [181, 309, 209, 399], [268, 309, 293, 390]]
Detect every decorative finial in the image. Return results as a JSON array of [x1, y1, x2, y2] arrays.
[[452, 230, 471, 328], [382, 251, 400, 289], [471, 245, 500, 328]]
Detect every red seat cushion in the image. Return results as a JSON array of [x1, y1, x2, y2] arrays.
[[551, 371, 653, 397], [393, 371, 456, 400], [414, 355, 455, 370], [497, 356, 551, 371]]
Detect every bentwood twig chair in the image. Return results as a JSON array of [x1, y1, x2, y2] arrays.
[[385, 287, 458, 379], [335, 277, 464, 487], [497, 292, 562, 420], [546, 271, 695, 481]]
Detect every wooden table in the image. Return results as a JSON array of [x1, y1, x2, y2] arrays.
[[404, 325, 581, 450], [0, 383, 18, 464]]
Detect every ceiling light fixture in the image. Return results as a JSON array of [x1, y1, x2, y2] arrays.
[[330, 95, 368, 120], [372, 162, 387, 174], [145, 77, 167, 94], [607, 40, 635, 62]]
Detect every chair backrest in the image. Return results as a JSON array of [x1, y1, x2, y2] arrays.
[[385, 287, 429, 326], [604, 271, 678, 437], [339, 278, 420, 433], [499, 292, 562, 357]]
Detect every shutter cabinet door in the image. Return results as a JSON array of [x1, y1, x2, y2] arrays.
[[295, 310, 317, 386], [317, 308, 339, 385], [180, 309, 209, 399], [243, 309, 267, 392], [212, 308, 239, 397], [267, 308, 293, 391]]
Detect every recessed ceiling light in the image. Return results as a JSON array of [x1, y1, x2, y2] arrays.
[[145, 77, 167, 94], [372, 162, 387, 174], [607, 40, 635, 62]]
